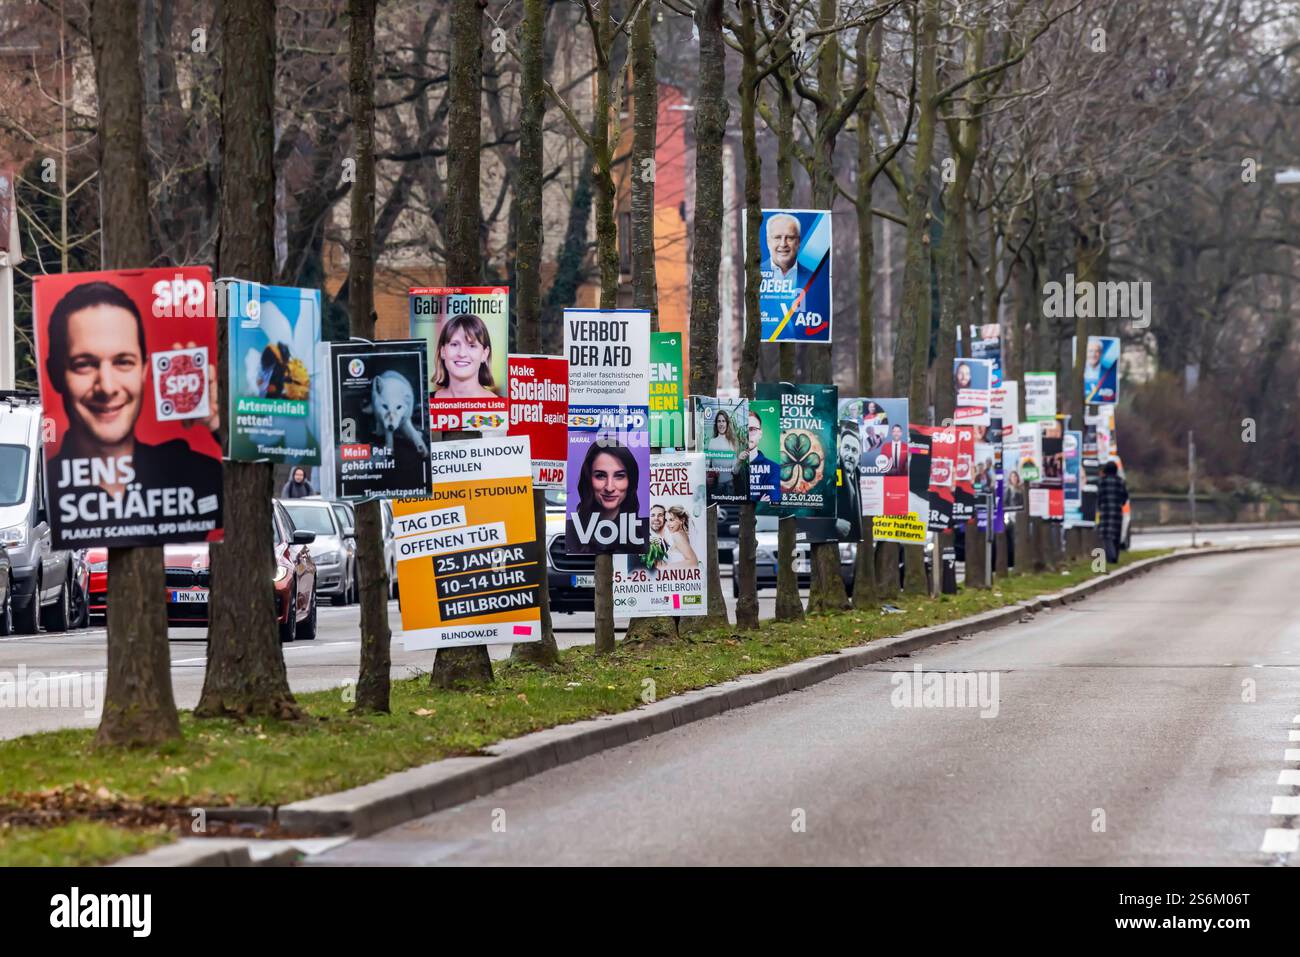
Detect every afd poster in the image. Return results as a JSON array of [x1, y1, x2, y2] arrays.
[[33, 267, 223, 548], [694, 396, 748, 504], [756, 382, 838, 520], [329, 339, 431, 500], [1024, 372, 1057, 421], [650, 332, 685, 450], [1084, 335, 1121, 405], [507, 354, 568, 488], [754, 208, 832, 343], [225, 280, 320, 466], [565, 406, 651, 555], [612, 453, 707, 617], [564, 308, 651, 407], [747, 398, 782, 506], [953, 358, 994, 427], [393, 436, 541, 651], [410, 286, 509, 432]]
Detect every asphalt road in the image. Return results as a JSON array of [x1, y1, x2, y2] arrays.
[[313, 546, 1300, 866]]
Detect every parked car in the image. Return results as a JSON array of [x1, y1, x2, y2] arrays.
[[381, 499, 397, 599], [0, 544, 14, 635], [729, 515, 854, 597], [0, 393, 78, 634], [545, 504, 592, 613], [86, 501, 317, 641], [328, 499, 360, 600], [278, 497, 356, 606]]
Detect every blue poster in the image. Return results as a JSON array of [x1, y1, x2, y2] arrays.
[[225, 280, 321, 465], [1083, 335, 1120, 404], [755, 208, 832, 343]]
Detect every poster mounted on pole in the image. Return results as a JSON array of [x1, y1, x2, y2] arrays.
[[953, 358, 994, 427], [563, 308, 651, 407], [754, 382, 838, 526], [410, 286, 509, 432], [507, 354, 568, 488], [694, 395, 748, 504], [752, 209, 833, 343], [225, 280, 321, 466], [649, 332, 685, 450], [1083, 335, 1121, 405], [746, 397, 782, 505], [327, 339, 431, 500], [612, 453, 707, 617], [1024, 371, 1057, 421], [392, 436, 542, 651], [33, 267, 223, 548], [859, 396, 910, 516]]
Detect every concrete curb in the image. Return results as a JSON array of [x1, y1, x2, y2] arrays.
[[118, 540, 1298, 863], [112, 839, 254, 867]]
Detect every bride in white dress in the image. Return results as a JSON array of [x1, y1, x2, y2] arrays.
[[657, 506, 700, 569]]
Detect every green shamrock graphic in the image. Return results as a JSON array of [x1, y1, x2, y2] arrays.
[[781, 430, 823, 491]]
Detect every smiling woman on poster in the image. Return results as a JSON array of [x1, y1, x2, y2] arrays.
[[658, 506, 700, 569], [38, 274, 223, 547], [432, 313, 497, 399], [576, 442, 643, 526]]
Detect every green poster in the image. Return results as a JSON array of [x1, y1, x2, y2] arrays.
[[755, 381, 838, 519], [650, 332, 684, 449], [749, 397, 782, 509]]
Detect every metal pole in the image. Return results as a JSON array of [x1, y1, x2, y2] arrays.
[[0, 260, 14, 390], [1188, 429, 1197, 548], [984, 487, 994, 587]]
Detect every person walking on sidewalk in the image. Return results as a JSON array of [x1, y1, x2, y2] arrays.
[[1096, 461, 1128, 564]]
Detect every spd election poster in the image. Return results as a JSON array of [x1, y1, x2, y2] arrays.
[[392, 436, 542, 650], [612, 453, 707, 617], [753, 208, 832, 343], [34, 267, 223, 548], [326, 339, 431, 500], [507, 354, 567, 488], [410, 286, 509, 432], [650, 332, 684, 449], [225, 280, 320, 466]]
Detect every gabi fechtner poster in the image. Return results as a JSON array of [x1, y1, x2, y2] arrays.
[[613, 453, 707, 617], [410, 286, 509, 432]]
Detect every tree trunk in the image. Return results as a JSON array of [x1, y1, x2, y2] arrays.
[[875, 540, 900, 598], [966, 524, 987, 589], [896, 0, 939, 595], [623, 2, 678, 645], [91, 0, 180, 748], [509, 0, 560, 667], [680, 0, 730, 635], [198, 0, 299, 721], [347, 0, 393, 712], [432, 0, 496, 686], [733, 0, 762, 631]]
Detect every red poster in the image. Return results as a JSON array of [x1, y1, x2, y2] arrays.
[[33, 267, 223, 548], [507, 354, 568, 488]]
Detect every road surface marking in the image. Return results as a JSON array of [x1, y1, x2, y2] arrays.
[[1270, 796, 1300, 815], [1278, 770, 1300, 786], [1290, 730, 1300, 741], [1260, 829, 1300, 853], [1286, 749, 1300, 763]]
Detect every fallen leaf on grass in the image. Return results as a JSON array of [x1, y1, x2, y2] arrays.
[[412, 708, 437, 717]]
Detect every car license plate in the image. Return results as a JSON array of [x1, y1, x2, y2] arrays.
[[570, 575, 594, 589], [170, 589, 208, 603]]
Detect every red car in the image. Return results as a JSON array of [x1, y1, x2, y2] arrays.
[[84, 501, 318, 642]]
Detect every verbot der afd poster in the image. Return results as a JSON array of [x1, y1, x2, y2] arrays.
[[507, 354, 567, 488], [563, 308, 651, 407], [326, 339, 431, 500], [612, 453, 707, 617], [33, 267, 223, 548], [752, 208, 833, 343], [392, 436, 542, 651], [225, 280, 321, 466], [410, 286, 509, 432]]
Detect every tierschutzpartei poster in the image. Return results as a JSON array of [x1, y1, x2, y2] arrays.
[[392, 436, 542, 651], [410, 286, 509, 432], [694, 396, 748, 504], [34, 267, 224, 548], [225, 280, 321, 466], [753, 209, 832, 343], [327, 339, 431, 500], [612, 453, 707, 617]]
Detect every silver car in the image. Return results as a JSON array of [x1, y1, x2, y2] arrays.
[[279, 498, 356, 606], [331, 499, 397, 600]]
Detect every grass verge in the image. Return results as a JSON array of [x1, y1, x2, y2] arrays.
[[0, 821, 172, 867], [1, 550, 1167, 864]]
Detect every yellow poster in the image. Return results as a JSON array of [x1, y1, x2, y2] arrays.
[[872, 513, 926, 544], [393, 436, 541, 650]]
